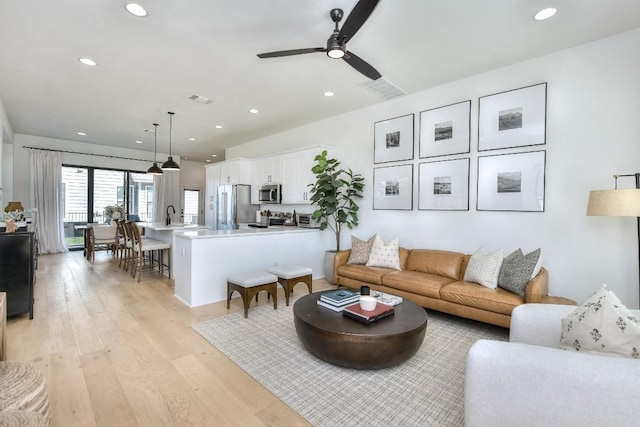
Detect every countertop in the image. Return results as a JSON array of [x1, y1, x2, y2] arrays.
[[138, 222, 210, 231], [174, 226, 320, 240]]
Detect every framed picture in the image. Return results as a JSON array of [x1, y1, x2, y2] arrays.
[[478, 83, 547, 151], [477, 150, 546, 212], [374, 114, 414, 163], [418, 158, 470, 210], [419, 100, 471, 158], [373, 164, 414, 210]]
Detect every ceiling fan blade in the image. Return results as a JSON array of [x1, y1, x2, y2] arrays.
[[343, 51, 381, 80], [257, 48, 325, 58], [338, 0, 380, 44]]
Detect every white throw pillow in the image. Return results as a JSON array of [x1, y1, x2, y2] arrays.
[[560, 284, 640, 358], [365, 235, 401, 270], [463, 248, 504, 289]]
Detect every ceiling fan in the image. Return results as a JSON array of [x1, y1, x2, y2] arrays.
[[256, 0, 382, 80]]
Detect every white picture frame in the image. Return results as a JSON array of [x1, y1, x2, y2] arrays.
[[477, 150, 546, 212], [373, 164, 414, 210], [374, 114, 415, 164], [478, 83, 547, 151], [419, 100, 471, 158], [418, 158, 470, 210]]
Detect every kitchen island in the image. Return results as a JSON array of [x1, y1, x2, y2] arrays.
[[172, 226, 332, 307], [139, 222, 210, 278]]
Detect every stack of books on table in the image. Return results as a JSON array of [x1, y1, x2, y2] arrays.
[[343, 302, 395, 325], [317, 289, 360, 312]]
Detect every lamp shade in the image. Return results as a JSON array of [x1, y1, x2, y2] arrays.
[[587, 189, 640, 217]]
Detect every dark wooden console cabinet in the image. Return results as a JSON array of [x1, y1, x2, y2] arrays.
[[0, 232, 35, 319]]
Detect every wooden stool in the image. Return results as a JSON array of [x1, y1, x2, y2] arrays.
[[0, 361, 50, 423], [227, 271, 278, 318], [267, 265, 313, 306]]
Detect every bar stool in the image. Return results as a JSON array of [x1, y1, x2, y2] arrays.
[[128, 222, 171, 282], [267, 265, 313, 306], [227, 271, 278, 318]]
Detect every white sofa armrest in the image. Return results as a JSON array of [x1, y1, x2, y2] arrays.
[[465, 340, 640, 427], [509, 304, 575, 348]]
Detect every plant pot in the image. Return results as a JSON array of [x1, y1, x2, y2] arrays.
[[324, 250, 338, 285]]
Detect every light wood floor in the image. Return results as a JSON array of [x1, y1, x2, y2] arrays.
[[6, 250, 332, 426]]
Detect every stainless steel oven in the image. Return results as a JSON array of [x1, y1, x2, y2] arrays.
[[258, 184, 281, 203], [297, 213, 320, 228]]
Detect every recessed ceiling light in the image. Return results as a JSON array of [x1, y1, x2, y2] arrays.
[[215, 125, 223, 129], [188, 137, 196, 141], [324, 91, 335, 97], [135, 140, 143, 144], [183, 157, 189, 160], [78, 58, 97, 66], [249, 109, 259, 114], [534, 7, 557, 21], [77, 132, 86, 136], [211, 154, 217, 157], [206, 159, 211, 163], [125, 3, 148, 17]]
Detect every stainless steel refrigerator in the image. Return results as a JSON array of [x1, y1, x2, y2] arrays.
[[216, 184, 257, 230]]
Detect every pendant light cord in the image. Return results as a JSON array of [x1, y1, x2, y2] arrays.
[[153, 123, 159, 162], [168, 111, 174, 157]]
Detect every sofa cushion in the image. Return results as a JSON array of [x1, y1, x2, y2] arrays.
[[405, 249, 466, 280], [366, 236, 401, 270], [463, 248, 503, 289], [440, 281, 523, 315], [336, 264, 393, 286], [498, 248, 541, 297], [560, 284, 640, 358], [382, 270, 457, 299], [347, 234, 377, 265]]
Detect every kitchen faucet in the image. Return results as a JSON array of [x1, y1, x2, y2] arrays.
[[166, 205, 175, 226]]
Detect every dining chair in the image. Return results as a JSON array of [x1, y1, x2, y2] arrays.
[[128, 221, 171, 282], [90, 224, 117, 263]]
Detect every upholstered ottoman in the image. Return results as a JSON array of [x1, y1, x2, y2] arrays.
[[268, 265, 313, 306], [227, 271, 278, 318]]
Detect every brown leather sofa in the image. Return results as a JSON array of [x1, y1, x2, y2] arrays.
[[334, 248, 549, 328]]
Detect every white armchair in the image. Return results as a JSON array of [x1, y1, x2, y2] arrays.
[[465, 303, 640, 427]]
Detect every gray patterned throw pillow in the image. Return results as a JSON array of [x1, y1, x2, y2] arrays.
[[347, 234, 377, 264], [497, 248, 541, 296]]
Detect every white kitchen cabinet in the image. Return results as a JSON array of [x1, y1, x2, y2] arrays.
[[282, 148, 321, 203], [219, 159, 251, 185], [204, 164, 221, 227]]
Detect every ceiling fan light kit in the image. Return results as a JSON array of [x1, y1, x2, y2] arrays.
[[147, 122, 163, 175], [161, 111, 180, 171], [257, 0, 381, 80]]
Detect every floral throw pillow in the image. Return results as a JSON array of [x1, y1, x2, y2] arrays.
[[347, 234, 377, 265], [365, 235, 401, 270], [463, 248, 504, 289], [560, 284, 640, 359]]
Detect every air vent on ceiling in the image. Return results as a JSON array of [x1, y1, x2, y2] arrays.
[[189, 94, 214, 104], [359, 77, 406, 100]]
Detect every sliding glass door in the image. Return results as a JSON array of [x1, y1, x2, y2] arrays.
[[61, 166, 155, 248]]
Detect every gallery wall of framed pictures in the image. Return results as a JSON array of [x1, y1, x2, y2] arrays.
[[372, 82, 547, 212]]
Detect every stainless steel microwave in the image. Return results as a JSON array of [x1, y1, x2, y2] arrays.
[[258, 184, 281, 203], [297, 213, 320, 228]]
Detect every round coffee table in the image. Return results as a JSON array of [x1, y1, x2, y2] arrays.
[[293, 291, 427, 369]]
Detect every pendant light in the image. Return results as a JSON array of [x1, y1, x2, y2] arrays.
[[146, 123, 163, 175], [161, 111, 180, 170]]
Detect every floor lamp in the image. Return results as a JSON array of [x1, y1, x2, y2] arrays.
[[587, 173, 640, 307]]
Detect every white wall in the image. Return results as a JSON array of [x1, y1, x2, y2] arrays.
[[0, 97, 14, 206], [227, 28, 640, 307]]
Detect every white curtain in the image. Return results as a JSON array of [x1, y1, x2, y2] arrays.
[[29, 149, 68, 254], [153, 171, 180, 223]]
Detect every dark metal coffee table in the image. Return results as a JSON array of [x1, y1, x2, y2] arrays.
[[293, 291, 427, 369]]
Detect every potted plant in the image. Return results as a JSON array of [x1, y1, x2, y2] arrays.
[[308, 150, 365, 284]]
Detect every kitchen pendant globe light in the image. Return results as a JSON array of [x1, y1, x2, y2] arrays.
[[147, 123, 164, 175], [161, 111, 180, 170]]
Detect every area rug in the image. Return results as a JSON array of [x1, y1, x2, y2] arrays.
[[192, 299, 508, 427]]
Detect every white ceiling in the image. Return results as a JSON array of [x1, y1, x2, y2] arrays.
[[1, 0, 639, 163]]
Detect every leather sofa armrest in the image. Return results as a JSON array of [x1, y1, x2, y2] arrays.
[[333, 250, 351, 284], [465, 340, 640, 427], [524, 267, 548, 303]]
